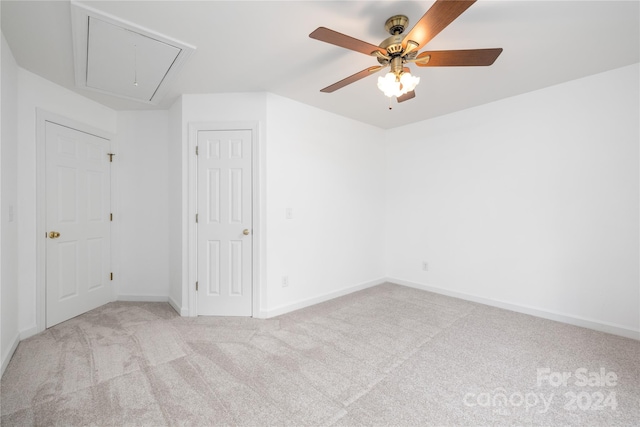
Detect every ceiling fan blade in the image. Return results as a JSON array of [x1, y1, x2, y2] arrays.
[[414, 48, 503, 67], [320, 66, 384, 93], [397, 90, 416, 103], [403, 0, 476, 49], [310, 27, 385, 56]]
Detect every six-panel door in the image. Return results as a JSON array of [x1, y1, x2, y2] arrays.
[[197, 129, 253, 316], [45, 121, 112, 327]]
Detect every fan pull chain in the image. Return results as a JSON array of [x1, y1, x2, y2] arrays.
[[389, 97, 393, 110]]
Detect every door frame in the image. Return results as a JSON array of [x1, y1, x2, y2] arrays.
[[35, 109, 118, 332], [187, 122, 261, 317]]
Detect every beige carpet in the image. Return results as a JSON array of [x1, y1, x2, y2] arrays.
[[1, 283, 639, 426]]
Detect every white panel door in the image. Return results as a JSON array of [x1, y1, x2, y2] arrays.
[[197, 130, 252, 316], [46, 121, 112, 327]]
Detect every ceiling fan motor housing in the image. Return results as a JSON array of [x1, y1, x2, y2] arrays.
[[378, 15, 409, 64], [380, 34, 404, 56]]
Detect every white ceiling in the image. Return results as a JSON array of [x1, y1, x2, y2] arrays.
[[2, 1, 639, 129]]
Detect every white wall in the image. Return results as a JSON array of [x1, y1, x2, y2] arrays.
[[176, 92, 387, 317], [264, 94, 386, 315], [17, 69, 117, 336], [3, 45, 636, 349], [116, 110, 170, 300], [1, 33, 20, 375], [385, 64, 640, 338]]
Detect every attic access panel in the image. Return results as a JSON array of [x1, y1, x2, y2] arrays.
[[86, 17, 180, 102], [71, 2, 195, 105]]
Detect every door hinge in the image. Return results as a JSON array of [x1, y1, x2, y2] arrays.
[[195, 146, 199, 155], [196, 281, 199, 291], [196, 213, 198, 223], [108, 153, 115, 162], [110, 213, 113, 222], [110, 272, 113, 281]]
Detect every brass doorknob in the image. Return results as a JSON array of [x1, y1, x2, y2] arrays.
[[49, 231, 61, 239], [243, 229, 250, 236]]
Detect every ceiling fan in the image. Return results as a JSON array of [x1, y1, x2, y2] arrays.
[[309, 0, 503, 104]]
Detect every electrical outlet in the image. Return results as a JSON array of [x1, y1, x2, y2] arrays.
[[282, 276, 289, 287], [422, 262, 429, 271]]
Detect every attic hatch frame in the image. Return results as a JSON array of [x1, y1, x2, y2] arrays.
[[70, 1, 195, 105]]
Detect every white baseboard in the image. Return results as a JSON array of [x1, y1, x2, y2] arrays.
[[116, 295, 169, 303], [168, 296, 188, 316], [19, 325, 38, 340], [117, 295, 189, 316], [1, 332, 20, 378], [261, 277, 386, 318], [388, 277, 640, 341]]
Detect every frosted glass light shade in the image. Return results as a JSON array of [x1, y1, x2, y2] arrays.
[[400, 72, 420, 93], [377, 72, 401, 97], [377, 71, 420, 98]]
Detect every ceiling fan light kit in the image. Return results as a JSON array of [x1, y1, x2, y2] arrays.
[[309, 0, 502, 105], [377, 70, 420, 98]]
